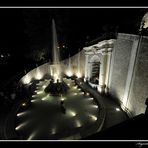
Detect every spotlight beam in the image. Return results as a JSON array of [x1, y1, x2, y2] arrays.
[[27, 131, 38, 140], [89, 115, 97, 121], [17, 111, 29, 117], [15, 121, 30, 130]]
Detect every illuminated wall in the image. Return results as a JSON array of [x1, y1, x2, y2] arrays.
[[61, 49, 85, 77], [108, 34, 133, 105], [127, 37, 148, 115], [21, 63, 50, 84], [109, 33, 148, 116], [20, 50, 85, 84]]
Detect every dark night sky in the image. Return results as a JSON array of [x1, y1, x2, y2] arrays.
[[0, 8, 147, 59]]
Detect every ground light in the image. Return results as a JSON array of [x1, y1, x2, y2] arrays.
[[35, 69, 43, 80], [31, 99, 37, 103], [15, 121, 29, 130], [41, 95, 49, 101], [73, 86, 77, 89], [27, 131, 37, 140], [71, 112, 76, 117], [87, 98, 94, 101], [76, 72, 82, 78], [73, 93, 78, 96], [92, 105, 98, 108], [116, 108, 120, 111], [61, 97, 65, 101], [22, 103, 27, 107], [75, 120, 82, 127], [60, 94, 65, 101], [68, 110, 76, 117], [66, 71, 73, 77], [89, 115, 97, 121], [36, 90, 43, 94], [42, 85, 46, 89], [80, 92, 84, 95], [86, 93, 90, 96], [51, 128, 56, 134], [17, 111, 28, 117], [32, 95, 36, 98]]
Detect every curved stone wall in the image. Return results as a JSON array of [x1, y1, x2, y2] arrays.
[[20, 49, 85, 85], [61, 49, 85, 77], [20, 63, 50, 84]]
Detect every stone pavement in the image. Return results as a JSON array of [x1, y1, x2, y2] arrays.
[[77, 81, 128, 131], [1, 78, 128, 140]]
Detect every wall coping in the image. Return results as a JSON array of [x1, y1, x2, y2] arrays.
[[118, 33, 148, 40]]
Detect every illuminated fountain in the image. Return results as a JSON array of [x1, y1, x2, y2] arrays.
[[66, 54, 73, 77], [51, 19, 61, 82], [76, 49, 81, 78], [45, 19, 69, 95]]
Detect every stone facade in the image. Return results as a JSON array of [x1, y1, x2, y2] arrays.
[[83, 39, 115, 93]]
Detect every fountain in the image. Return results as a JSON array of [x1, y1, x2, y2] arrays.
[[66, 54, 73, 77], [51, 19, 61, 82], [76, 49, 81, 78], [44, 19, 69, 95]]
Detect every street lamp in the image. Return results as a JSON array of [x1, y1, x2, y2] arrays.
[[142, 12, 148, 29]]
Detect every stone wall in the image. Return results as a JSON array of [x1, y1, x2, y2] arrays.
[[109, 34, 133, 103], [109, 33, 148, 116], [127, 37, 148, 115], [61, 49, 85, 77], [20, 49, 85, 84], [21, 63, 50, 84]]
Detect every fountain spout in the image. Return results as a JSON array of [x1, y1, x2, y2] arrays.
[[51, 19, 61, 82]]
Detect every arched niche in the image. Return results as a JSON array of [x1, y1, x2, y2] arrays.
[[88, 54, 102, 84]]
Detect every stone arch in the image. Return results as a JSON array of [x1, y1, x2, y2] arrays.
[[88, 54, 102, 84]]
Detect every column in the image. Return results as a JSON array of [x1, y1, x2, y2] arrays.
[[98, 49, 107, 93], [84, 54, 89, 81]]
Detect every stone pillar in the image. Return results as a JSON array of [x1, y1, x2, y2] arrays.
[[105, 48, 113, 94], [98, 49, 107, 93], [87, 61, 91, 81], [84, 54, 89, 81]]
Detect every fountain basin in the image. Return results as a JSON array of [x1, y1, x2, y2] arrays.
[[44, 80, 69, 96]]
